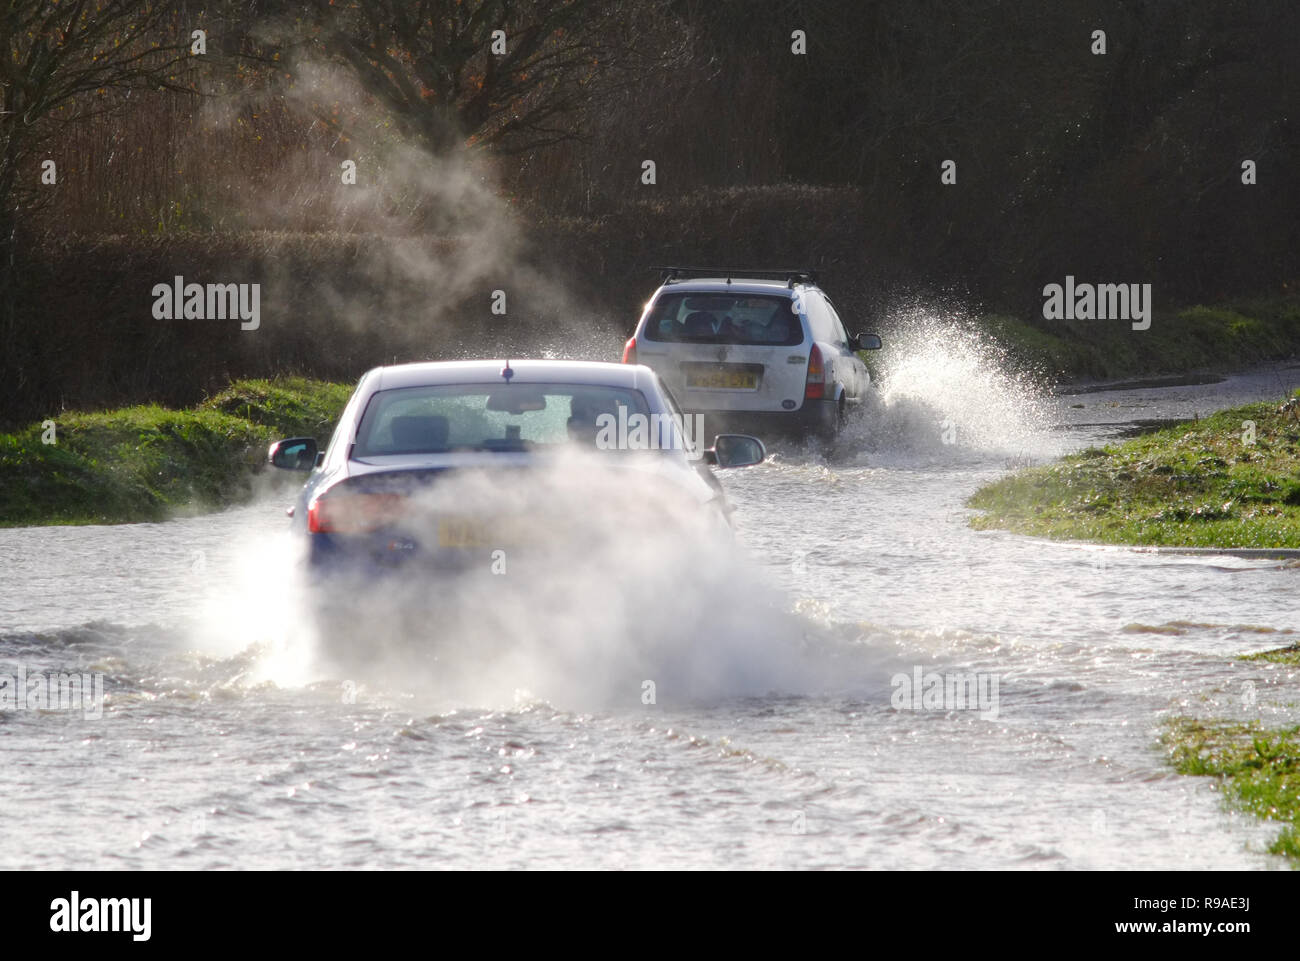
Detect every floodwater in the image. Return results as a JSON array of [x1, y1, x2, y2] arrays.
[[2, 323, 1296, 869]]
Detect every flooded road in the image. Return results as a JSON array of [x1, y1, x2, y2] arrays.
[[2, 337, 1297, 869]]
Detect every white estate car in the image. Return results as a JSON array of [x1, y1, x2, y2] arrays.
[[621, 268, 882, 440]]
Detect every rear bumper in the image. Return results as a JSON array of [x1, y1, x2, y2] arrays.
[[305, 531, 487, 580], [686, 398, 840, 443]]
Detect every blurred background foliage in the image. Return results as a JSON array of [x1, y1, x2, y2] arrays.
[[1, 0, 1297, 424]]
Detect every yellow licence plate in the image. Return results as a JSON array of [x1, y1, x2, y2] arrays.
[[686, 369, 759, 389], [437, 518, 533, 548]]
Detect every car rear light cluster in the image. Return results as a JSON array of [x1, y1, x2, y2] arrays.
[[804, 343, 825, 399], [307, 492, 408, 534], [621, 336, 637, 365]]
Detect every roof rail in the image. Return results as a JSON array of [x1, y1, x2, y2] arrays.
[[651, 266, 819, 287]]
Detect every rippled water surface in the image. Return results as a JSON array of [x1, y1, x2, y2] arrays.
[[2, 342, 1297, 869]]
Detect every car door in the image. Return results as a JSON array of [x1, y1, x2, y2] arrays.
[[824, 297, 868, 401]]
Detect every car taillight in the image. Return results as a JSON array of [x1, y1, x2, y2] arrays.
[[805, 343, 825, 399], [621, 336, 637, 365], [307, 492, 407, 534]]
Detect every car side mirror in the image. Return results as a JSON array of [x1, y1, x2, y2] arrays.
[[703, 434, 766, 469], [851, 333, 882, 351], [268, 437, 319, 471]]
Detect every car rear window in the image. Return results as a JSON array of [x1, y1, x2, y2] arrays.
[[353, 383, 652, 455], [642, 292, 804, 346]]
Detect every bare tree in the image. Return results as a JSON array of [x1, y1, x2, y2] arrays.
[[298, 0, 639, 155], [0, 0, 190, 399]]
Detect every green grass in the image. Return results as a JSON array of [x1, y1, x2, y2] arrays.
[[1164, 718, 1300, 860], [0, 378, 352, 526], [1240, 643, 1300, 666], [978, 296, 1300, 382], [968, 391, 1300, 547], [200, 376, 353, 439]]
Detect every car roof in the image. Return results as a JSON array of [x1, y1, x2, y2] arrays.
[[368, 359, 658, 393], [653, 278, 810, 297]]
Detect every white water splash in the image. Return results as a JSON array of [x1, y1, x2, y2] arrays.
[[843, 308, 1054, 465]]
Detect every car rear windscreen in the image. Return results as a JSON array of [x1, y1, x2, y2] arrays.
[[353, 383, 652, 455], [642, 292, 804, 346]]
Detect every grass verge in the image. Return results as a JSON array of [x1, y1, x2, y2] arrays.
[[979, 297, 1300, 382], [1163, 716, 1300, 861], [968, 391, 1300, 547], [0, 377, 351, 526], [1240, 644, 1300, 666]]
